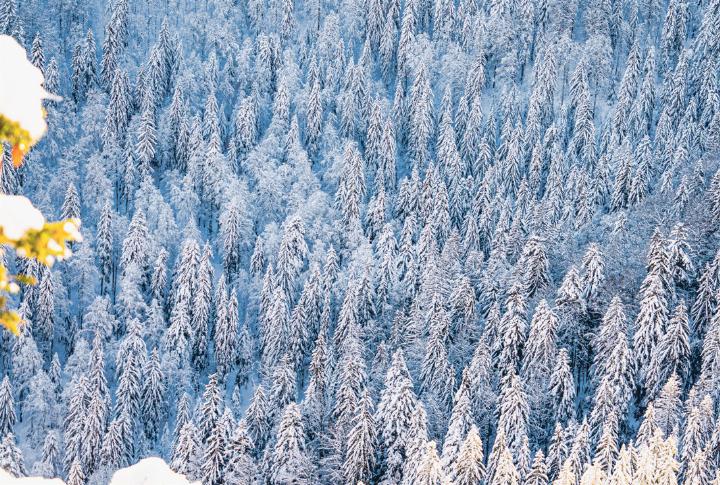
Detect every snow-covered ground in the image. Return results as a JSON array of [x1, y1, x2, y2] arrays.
[[0, 470, 64, 485], [108, 458, 200, 485], [1, 459, 198, 485]]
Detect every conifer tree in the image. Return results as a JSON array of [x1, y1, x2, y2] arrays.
[[633, 271, 669, 385], [224, 419, 257, 483], [546, 424, 567, 480], [376, 350, 423, 484], [667, 223, 693, 289], [680, 404, 706, 465], [594, 417, 619, 475], [522, 299, 558, 383], [120, 210, 149, 277], [520, 236, 550, 298], [250, 236, 265, 276], [246, 385, 272, 455], [0, 376, 15, 437], [684, 450, 710, 485], [170, 238, 200, 317], [216, 292, 239, 377], [497, 283, 528, 374], [263, 286, 290, 372], [61, 183, 81, 221], [491, 445, 520, 485], [305, 79, 322, 155], [148, 251, 168, 312], [164, 300, 192, 362], [409, 62, 433, 165], [99, 414, 127, 470], [413, 441, 447, 485], [592, 296, 626, 379], [114, 354, 142, 437], [420, 296, 455, 412], [201, 409, 232, 485], [333, 316, 366, 434], [336, 142, 367, 233], [655, 374, 683, 437], [33, 431, 59, 478], [82, 389, 107, 475], [0, 429, 23, 477], [136, 99, 158, 167], [198, 374, 223, 443], [34, 267, 54, 355], [171, 421, 199, 479], [580, 243, 605, 305], [220, 199, 247, 278], [453, 425, 485, 485], [172, 393, 192, 450], [497, 370, 529, 460], [468, 339, 496, 439], [566, 418, 591, 480], [272, 403, 312, 484], [343, 391, 376, 485], [66, 458, 84, 485], [96, 201, 114, 296], [646, 301, 690, 397], [549, 349, 576, 424], [276, 215, 309, 300], [441, 369, 474, 479], [270, 354, 297, 415], [106, 67, 131, 142], [525, 450, 549, 485], [141, 348, 166, 443]]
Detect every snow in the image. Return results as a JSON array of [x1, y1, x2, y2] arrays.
[[0, 195, 45, 241], [109, 458, 200, 485], [0, 35, 57, 143], [0, 469, 64, 484], [0, 459, 198, 485]]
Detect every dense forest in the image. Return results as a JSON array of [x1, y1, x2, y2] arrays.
[[1, 0, 720, 482]]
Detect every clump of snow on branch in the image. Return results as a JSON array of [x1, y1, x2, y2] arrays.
[[0, 195, 45, 241], [0, 35, 57, 143]]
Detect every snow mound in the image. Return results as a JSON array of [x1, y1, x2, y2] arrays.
[[0, 469, 64, 484], [109, 458, 200, 485], [0, 459, 198, 485]]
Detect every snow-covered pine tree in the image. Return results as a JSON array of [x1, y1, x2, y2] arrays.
[[376, 349, 424, 484], [0, 376, 15, 437], [215, 291, 239, 377], [171, 421, 200, 479], [549, 348, 576, 425], [200, 409, 233, 485], [342, 390, 375, 484], [271, 402, 313, 484], [246, 384, 272, 456], [141, 348, 166, 443], [224, 419, 257, 483], [451, 424, 485, 485]]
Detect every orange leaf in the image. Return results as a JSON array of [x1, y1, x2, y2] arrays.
[[11, 144, 25, 168]]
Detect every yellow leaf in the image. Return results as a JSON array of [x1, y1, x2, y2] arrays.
[[0, 311, 22, 336]]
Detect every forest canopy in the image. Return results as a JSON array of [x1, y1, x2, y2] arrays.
[[0, 0, 719, 483]]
